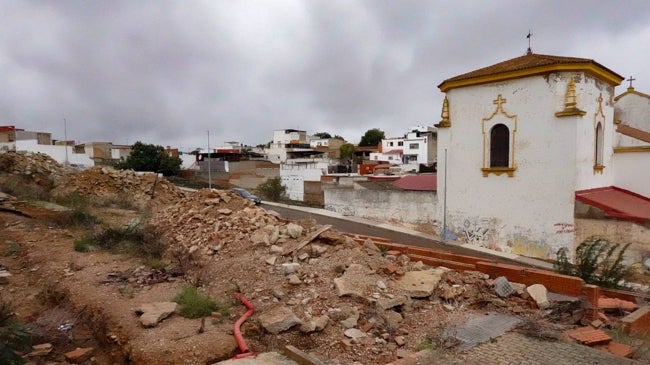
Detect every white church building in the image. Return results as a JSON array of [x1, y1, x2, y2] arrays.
[[435, 51, 650, 260]]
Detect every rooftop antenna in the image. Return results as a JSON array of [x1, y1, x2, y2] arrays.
[[526, 30, 533, 54]]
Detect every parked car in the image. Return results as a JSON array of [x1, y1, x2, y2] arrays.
[[232, 188, 262, 205]]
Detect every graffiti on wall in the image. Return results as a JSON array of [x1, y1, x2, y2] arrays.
[[554, 222, 575, 234], [457, 217, 505, 249], [509, 234, 552, 259]]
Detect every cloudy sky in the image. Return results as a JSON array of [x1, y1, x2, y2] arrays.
[[2, 1, 649, 150]]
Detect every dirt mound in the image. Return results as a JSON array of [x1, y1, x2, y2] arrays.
[[51, 166, 185, 210]]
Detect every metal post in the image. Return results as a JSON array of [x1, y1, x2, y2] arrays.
[[207, 130, 212, 189], [442, 148, 448, 242], [63, 118, 69, 165]]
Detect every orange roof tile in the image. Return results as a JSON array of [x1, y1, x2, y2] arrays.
[[392, 174, 437, 191]]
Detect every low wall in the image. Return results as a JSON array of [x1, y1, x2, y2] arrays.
[[324, 188, 437, 224], [575, 218, 650, 264]]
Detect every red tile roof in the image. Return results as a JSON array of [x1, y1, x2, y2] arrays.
[[392, 174, 437, 191], [575, 186, 650, 222]]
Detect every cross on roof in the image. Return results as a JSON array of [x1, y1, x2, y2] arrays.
[[627, 76, 636, 88], [526, 30, 532, 54], [493, 95, 507, 110]]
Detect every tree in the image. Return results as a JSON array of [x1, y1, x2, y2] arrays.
[[313, 132, 332, 139], [256, 177, 286, 202], [116, 141, 182, 176], [358, 128, 385, 147], [340, 143, 355, 160]]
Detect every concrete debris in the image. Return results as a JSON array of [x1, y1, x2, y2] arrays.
[[135, 302, 178, 328], [334, 263, 381, 299], [526, 284, 550, 309], [395, 268, 446, 298], [259, 305, 302, 334], [493, 276, 516, 298], [27, 343, 53, 357], [343, 328, 367, 340]]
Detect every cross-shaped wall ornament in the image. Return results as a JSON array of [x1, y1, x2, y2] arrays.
[[627, 76, 636, 88], [493, 95, 507, 111]]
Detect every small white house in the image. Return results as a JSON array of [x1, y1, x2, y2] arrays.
[[370, 126, 437, 171]]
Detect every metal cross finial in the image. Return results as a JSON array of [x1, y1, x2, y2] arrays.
[[526, 30, 532, 54], [493, 95, 507, 110], [627, 76, 636, 88]]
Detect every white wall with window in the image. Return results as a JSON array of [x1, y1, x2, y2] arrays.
[[437, 71, 616, 258]]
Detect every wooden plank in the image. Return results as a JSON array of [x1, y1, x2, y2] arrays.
[[283, 225, 332, 256]]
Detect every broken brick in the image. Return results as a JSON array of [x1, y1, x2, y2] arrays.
[[565, 327, 612, 346], [598, 297, 638, 311], [64, 347, 94, 364], [600, 341, 634, 358]]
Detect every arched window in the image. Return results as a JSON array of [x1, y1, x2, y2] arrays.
[[595, 122, 604, 166], [490, 124, 509, 167]]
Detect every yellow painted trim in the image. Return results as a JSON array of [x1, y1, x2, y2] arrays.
[[593, 165, 605, 174], [440, 63, 623, 92], [481, 94, 517, 176], [482, 167, 516, 177], [614, 146, 650, 153], [555, 108, 586, 117], [614, 87, 650, 101]]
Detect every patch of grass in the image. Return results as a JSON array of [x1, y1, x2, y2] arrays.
[[172, 286, 228, 319], [417, 338, 435, 351], [72, 222, 166, 260], [146, 258, 168, 270], [73, 236, 96, 252], [2, 242, 22, 257], [0, 174, 51, 201], [0, 300, 31, 365]]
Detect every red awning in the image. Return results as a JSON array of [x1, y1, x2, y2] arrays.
[[575, 186, 650, 222]]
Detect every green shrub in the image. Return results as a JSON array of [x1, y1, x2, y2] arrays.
[[0, 300, 31, 365], [555, 236, 632, 289], [173, 286, 227, 319], [255, 177, 286, 202], [73, 224, 165, 259], [74, 235, 97, 252]]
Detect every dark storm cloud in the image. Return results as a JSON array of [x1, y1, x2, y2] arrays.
[[1, 0, 649, 149]]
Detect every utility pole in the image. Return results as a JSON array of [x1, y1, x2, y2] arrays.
[[207, 130, 212, 189], [63, 118, 69, 165], [442, 148, 448, 242]]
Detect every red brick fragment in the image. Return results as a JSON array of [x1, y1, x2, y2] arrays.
[[604, 341, 634, 358], [598, 297, 638, 311], [565, 327, 612, 346], [64, 347, 94, 364]]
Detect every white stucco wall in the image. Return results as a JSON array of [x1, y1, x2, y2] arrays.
[[614, 90, 650, 135], [613, 151, 650, 197], [280, 161, 327, 201], [437, 73, 611, 258], [325, 188, 437, 225], [15, 140, 94, 167], [571, 74, 617, 190]]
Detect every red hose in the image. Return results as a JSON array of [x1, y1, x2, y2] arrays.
[[232, 293, 255, 359]]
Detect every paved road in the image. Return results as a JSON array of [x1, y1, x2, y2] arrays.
[[261, 203, 548, 268]]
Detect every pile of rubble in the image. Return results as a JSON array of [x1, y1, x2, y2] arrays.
[[51, 166, 185, 210], [0, 151, 72, 187], [142, 189, 582, 363]]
